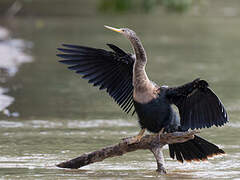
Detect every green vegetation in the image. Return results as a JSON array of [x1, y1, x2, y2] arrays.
[[0, 0, 196, 17], [161, 0, 193, 12], [99, 0, 194, 13]]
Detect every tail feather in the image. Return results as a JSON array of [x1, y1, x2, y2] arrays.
[[180, 142, 196, 161], [169, 144, 175, 159], [173, 144, 184, 163], [168, 135, 224, 162]]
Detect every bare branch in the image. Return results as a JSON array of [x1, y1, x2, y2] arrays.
[[57, 131, 198, 173]]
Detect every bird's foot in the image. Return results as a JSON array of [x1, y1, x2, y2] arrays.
[[125, 135, 143, 144], [156, 128, 165, 139], [122, 129, 145, 145]]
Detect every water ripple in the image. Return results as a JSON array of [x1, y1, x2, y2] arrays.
[[67, 119, 135, 128], [0, 119, 135, 129]]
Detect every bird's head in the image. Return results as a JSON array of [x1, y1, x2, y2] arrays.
[[104, 25, 136, 40]]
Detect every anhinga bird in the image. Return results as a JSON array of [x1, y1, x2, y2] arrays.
[[57, 26, 228, 163]]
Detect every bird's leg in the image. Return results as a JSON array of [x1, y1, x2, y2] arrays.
[[125, 128, 146, 144], [158, 128, 164, 136], [136, 128, 146, 141], [154, 128, 164, 140]]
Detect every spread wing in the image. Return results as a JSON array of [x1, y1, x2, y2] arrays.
[[166, 79, 228, 130], [57, 44, 135, 114]]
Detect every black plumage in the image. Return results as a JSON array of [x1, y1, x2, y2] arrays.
[[168, 135, 224, 162], [57, 26, 228, 163], [57, 44, 135, 114], [166, 79, 228, 130]]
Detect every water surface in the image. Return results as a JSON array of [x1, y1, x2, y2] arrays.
[[0, 12, 240, 179]]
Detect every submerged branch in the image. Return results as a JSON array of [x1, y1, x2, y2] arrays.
[[57, 131, 198, 173]]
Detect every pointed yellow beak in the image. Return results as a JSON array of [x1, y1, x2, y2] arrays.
[[104, 25, 123, 33]]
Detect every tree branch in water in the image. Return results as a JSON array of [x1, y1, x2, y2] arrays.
[[56, 131, 198, 174]]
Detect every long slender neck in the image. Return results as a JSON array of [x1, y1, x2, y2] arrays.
[[129, 35, 150, 91]]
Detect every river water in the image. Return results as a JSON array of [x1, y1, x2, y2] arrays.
[[0, 12, 240, 179]]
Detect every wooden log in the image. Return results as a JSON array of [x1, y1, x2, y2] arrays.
[[56, 131, 198, 173]]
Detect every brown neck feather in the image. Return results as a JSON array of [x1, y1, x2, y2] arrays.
[[129, 35, 158, 103], [130, 36, 149, 90]]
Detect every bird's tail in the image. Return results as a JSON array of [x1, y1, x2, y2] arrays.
[[168, 135, 225, 162]]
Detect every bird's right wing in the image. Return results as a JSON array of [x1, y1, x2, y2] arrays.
[[57, 44, 135, 114]]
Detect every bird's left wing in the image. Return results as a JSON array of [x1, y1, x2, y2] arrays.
[[165, 79, 228, 130], [57, 44, 135, 114]]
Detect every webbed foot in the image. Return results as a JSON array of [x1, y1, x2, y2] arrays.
[[123, 129, 146, 144]]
